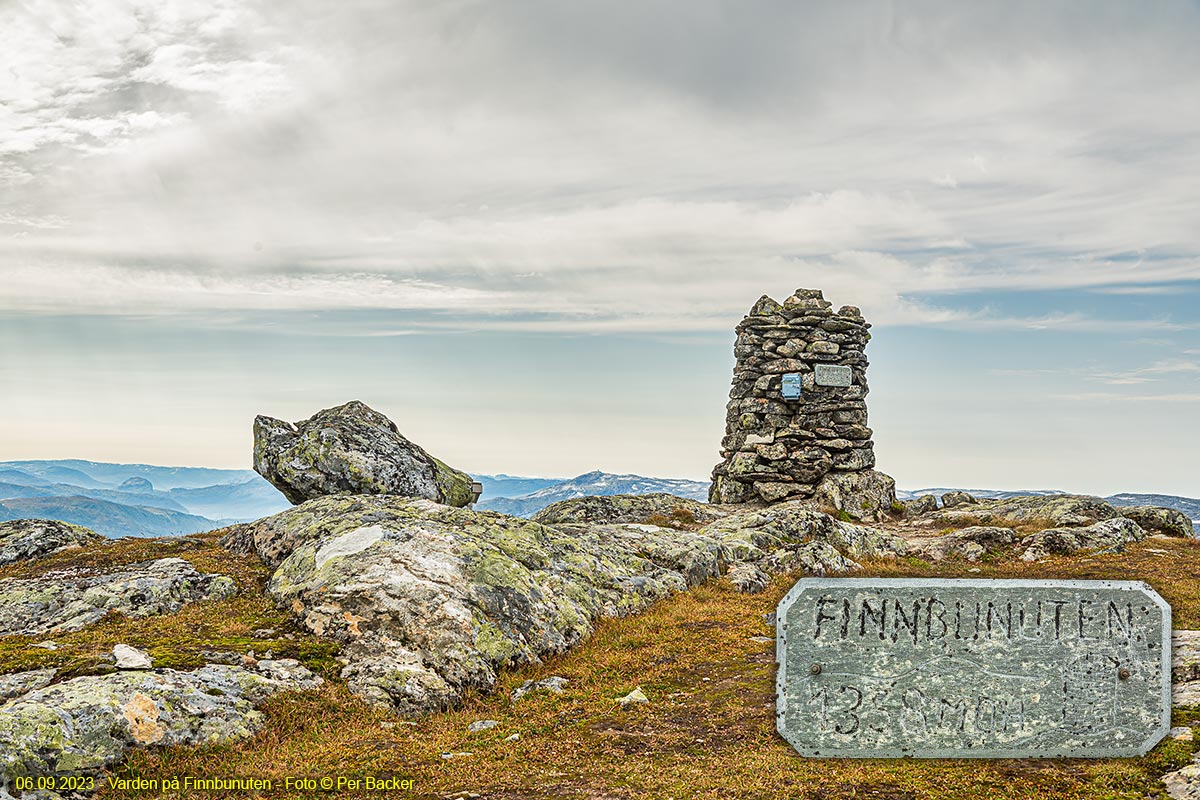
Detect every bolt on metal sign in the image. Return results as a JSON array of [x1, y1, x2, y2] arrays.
[[776, 578, 1171, 758]]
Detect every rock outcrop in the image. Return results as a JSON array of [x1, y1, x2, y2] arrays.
[[1118, 505, 1196, 539], [532, 493, 723, 526], [253, 400, 474, 507], [0, 661, 320, 787], [1020, 517, 1147, 561], [0, 519, 103, 567], [223, 494, 901, 715], [914, 526, 1015, 562], [932, 494, 1119, 529], [0, 558, 236, 637], [708, 289, 896, 521], [697, 501, 906, 564]]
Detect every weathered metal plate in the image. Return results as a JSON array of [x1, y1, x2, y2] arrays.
[[776, 578, 1171, 759], [813, 364, 852, 387], [781, 373, 803, 400]]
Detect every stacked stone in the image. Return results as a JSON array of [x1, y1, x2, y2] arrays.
[[710, 289, 875, 505]]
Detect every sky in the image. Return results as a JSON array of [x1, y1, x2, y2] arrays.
[[1, 0, 1198, 495]]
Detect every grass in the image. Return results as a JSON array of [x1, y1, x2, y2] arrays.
[[0, 531, 340, 680], [72, 535, 1200, 799]]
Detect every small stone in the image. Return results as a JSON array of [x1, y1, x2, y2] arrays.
[[467, 719, 498, 732], [252, 628, 277, 637], [441, 752, 473, 759], [616, 687, 649, 707], [380, 721, 396, 729], [511, 676, 569, 703], [504, 733, 520, 742], [727, 562, 770, 594], [1170, 726, 1194, 741], [113, 644, 153, 670], [31, 640, 57, 650]]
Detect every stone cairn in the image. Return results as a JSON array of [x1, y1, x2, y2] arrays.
[[710, 289, 876, 506]]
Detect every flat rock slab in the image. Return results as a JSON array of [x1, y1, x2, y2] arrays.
[[0, 558, 236, 637], [776, 578, 1171, 758]]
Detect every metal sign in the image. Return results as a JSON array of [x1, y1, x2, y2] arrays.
[[776, 578, 1171, 758], [813, 364, 852, 387], [781, 373, 803, 400]]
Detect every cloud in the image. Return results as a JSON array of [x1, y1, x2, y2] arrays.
[[1, 0, 1199, 334]]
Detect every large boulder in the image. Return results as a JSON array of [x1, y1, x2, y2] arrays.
[[809, 469, 899, 523], [0, 558, 236, 637], [253, 400, 474, 507], [0, 661, 319, 784], [223, 494, 900, 716], [0, 519, 103, 568], [1117, 506, 1196, 538], [532, 493, 723, 526]]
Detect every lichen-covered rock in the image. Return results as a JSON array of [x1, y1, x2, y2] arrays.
[[1020, 517, 1146, 561], [727, 562, 770, 594], [0, 661, 320, 785], [934, 494, 1118, 529], [903, 494, 939, 517], [0, 558, 236, 637], [810, 469, 898, 523], [228, 494, 895, 717], [532, 494, 723, 526], [940, 490, 978, 509], [228, 495, 731, 715], [1177, 682, 1200, 709], [0, 669, 55, 701], [1117, 506, 1196, 538], [915, 526, 1015, 562], [1162, 755, 1200, 800], [253, 400, 474, 507], [697, 500, 906, 563], [757, 541, 861, 577], [1175, 631, 1200, 684], [0, 519, 103, 567]]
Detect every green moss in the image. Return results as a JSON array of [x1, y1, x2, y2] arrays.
[[430, 457, 474, 508]]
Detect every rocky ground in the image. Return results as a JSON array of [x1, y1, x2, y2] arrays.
[[1, 486, 1199, 799]]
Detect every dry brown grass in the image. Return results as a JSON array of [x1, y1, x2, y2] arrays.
[[0, 530, 339, 679], [83, 536, 1200, 800]]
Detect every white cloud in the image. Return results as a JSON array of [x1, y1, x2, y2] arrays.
[[0, 0, 1198, 333]]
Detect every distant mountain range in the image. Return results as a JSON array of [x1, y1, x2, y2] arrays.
[[473, 470, 709, 518], [1, 459, 1194, 536], [0, 460, 290, 537]]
